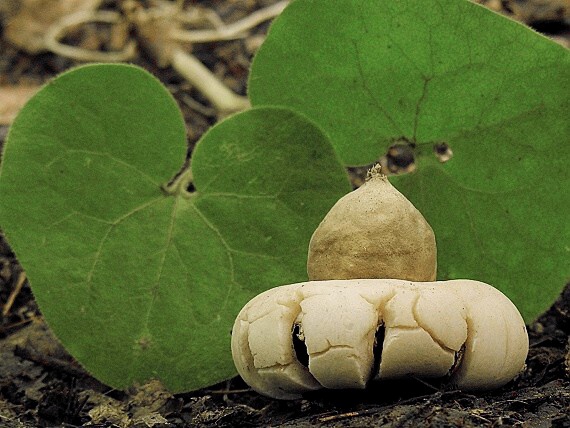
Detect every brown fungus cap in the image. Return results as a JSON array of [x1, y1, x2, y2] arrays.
[[307, 165, 437, 281]]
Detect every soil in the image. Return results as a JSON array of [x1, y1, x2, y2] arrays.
[[1, 1, 569, 426]]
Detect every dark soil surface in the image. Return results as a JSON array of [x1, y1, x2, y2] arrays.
[[1, 239, 569, 428], [1, 1, 569, 426]]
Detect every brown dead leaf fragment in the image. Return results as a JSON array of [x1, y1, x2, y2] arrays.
[[83, 380, 174, 427], [4, 0, 102, 53], [0, 86, 40, 125]]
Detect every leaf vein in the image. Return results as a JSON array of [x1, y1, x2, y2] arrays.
[[351, 39, 403, 135], [85, 197, 165, 294], [189, 201, 238, 313], [45, 149, 160, 186]]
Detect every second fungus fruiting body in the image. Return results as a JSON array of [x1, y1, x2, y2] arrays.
[[231, 279, 529, 400], [307, 167, 437, 282]]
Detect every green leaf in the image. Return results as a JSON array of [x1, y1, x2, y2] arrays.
[[0, 64, 350, 392], [249, 0, 570, 320]]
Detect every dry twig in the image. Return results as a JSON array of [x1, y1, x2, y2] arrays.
[[2, 271, 27, 317], [44, 10, 136, 62], [171, 1, 288, 43]]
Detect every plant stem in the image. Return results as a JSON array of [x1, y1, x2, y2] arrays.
[[171, 48, 250, 116], [171, 1, 289, 44], [162, 166, 194, 197]]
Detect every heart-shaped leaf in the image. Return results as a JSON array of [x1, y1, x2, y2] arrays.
[[249, 0, 570, 320], [0, 64, 350, 391]]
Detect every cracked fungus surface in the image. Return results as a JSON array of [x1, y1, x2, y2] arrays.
[[231, 279, 529, 400]]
